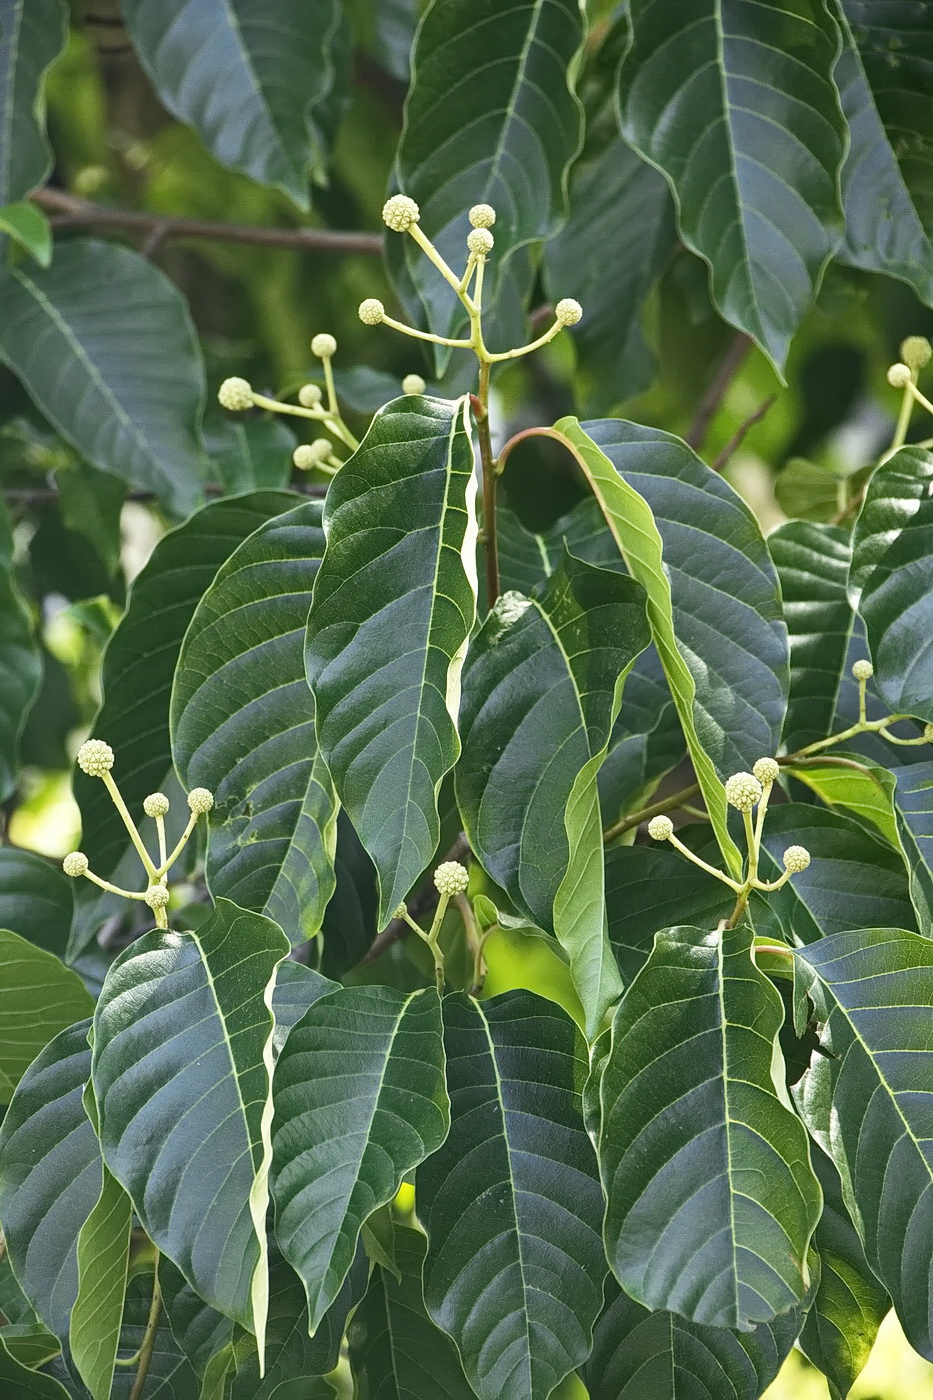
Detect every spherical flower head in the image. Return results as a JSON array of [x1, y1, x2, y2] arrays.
[[434, 861, 469, 898], [555, 298, 583, 327], [783, 845, 811, 874], [752, 757, 780, 786], [187, 787, 214, 815], [467, 228, 494, 256], [293, 440, 332, 470], [900, 335, 932, 371], [358, 298, 385, 326], [382, 195, 420, 233], [648, 815, 673, 841], [298, 382, 322, 408], [311, 333, 337, 359], [63, 851, 89, 878], [77, 739, 114, 778], [887, 362, 912, 389], [469, 203, 496, 229], [218, 376, 253, 411], [143, 792, 170, 818], [725, 771, 762, 812], [852, 659, 874, 682], [144, 883, 170, 910], [402, 373, 426, 396]]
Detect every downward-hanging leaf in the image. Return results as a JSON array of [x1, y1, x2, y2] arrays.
[[173, 501, 337, 945], [0, 930, 94, 1102], [0, 848, 72, 959], [92, 899, 290, 1344], [555, 417, 789, 876], [599, 922, 821, 1329], [270, 984, 448, 1331], [892, 760, 933, 934], [70, 1125, 133, 1400], [0, 503, 42, 802], [305, 397, 477, 922], [121, 0, 345, 206], [419, 991, 606, 1400], [617, 0, 846, 370], [850, 444, 933, 723], [0, 241, 209, 516], [0, 1338, 72, 1400], [796, 926, 933, 1360], [456, 551, 649, 1032], [0, 0, 68, 205], [392, 0, 584, 340]]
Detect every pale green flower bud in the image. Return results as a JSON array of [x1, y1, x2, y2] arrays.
[[752, 757, 780, 786], [293, 440, 332, 470], [467, 228, 494, 256], [469, 204, 496, 229], [143, 792, 170, 818], [63, 851, 89, 878], [724, 772, 762, 812], [311, 333, 337, 359], [887, 362, 912, 388], [900, 336, 932, 371], [358, 298, 385, 326], [218, 376, 253, 411], [852, 659, 874, 681], [382, 195, 420, 232], [77, 739, 114, 777], [402, 374, 426, 396], [298, 383, 322, 408], [648, 815, 673, 841], [783, 845, 811, 874], [555, 298, 583, 327], [434, 861, 469, 898], [394, 903, 408, 920], [144, 883, 170, 910], [187, 787, 214, 815]]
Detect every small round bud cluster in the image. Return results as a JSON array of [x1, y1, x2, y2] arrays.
[[382, 195, 420, 232], [900, 335, 932, 371], [782, 845, 811, 874], [402, 374, 426, 396], [555, 298, 583, 327], [467, 228, 494, 256], [311, 333, 337, 359], [433, 861, 469, 898], [752, 757, 780, 786], [724, 771, 763, 812], [298, 383, 322, 408], [144, 883, 170, 910], [293, 440, 332, 470], [648, 815, 674, 841], [887, 362, 913, 389], [63, 851, 89, 878], [394, 903, 408, 920], [469, 204, 496, 229], [77, 739, 114, 777], [143, 792, 170, 818], [358, 298, 385, 326], [187, 787, 214, 815], [852, 659, 874, 681], [218, 377, 253, 411]]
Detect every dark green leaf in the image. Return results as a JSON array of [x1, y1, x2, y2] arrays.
[[319, 811, 379, 978], [0, 849, 71, 959], [69, 1150, 132, 1400], [305, 397, 477, 922], [370, 0, 417, 82], [172, 501, 337, 945], [121, 0, 345, 207], [617, 0, 846, 369], [0, 1338, 71, 1400], [0, 930, 94, 1103], [0, 202, 51, 266], [203, 416, 295, 495], [892, 760, 933, 934], [0, 0, 68, 204], [0, 241, 208, 515], [56, 462, 125, 581], [92, 900, 289, 1342], [269, 960, 336, 1056], [600, 922, 821, 1329], [419, 990, 605, 1400], [0, 504, 42, 801], [456, 550, 650, 1031], [271, 984, 448, 1331], [158, 1257, 235, 1384], [111, 1272, 199, 1400]]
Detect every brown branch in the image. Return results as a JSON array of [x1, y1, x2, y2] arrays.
[[31, 188, 383, 255], [685, 332, 752, 450], [361, 833, 471, 967], [603, 782, 702, 844], [710, 394, 776, 473]]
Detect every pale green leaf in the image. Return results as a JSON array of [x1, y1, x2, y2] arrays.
[[70, 1131, 133, 1400], [0, 202, 51, 265]]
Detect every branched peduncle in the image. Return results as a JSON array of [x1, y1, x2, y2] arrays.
[[396, 861, 471, 994]]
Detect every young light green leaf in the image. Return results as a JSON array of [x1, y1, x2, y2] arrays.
[[456, 550, 650, 1032], [173, 501, 338, 945], [0, 1336, 72, 1400], [0, 202, 51, 265], [892, 760, 933, 934], [617, 0, 846, 370], [70, 1142, 133, 1400], [0, 241, 209, 516], [787, 755, 899, 848], [121, 0, 345, 206], [0, 503, 42, 802], [92, 899, 290, 1346], [419, 991, 606, 1400], [0, 929, 94, 1103], [305, 397, 477, 923], [270, 984, 448, 1332], [599, 922, 821, 1329], [795, 927, 933, 1360], [0, 0, 68, 205]]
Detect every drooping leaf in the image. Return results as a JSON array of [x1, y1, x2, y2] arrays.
[[419, 991, 606, 1400], [456, 551, 649, 1031], [0, 0, 68, 205], [617, 0, 846, 369], [393, 0, 585, 340], [0, 202, 51, 266], [0, 502, 42, 801], [0, 241, 208, 516], [305, 396, 477, 922], [849, 444, 933, 723], [173, 501, 337, 945], [0, 848, 72, 959], [70, 1132, 133, 1400], [599, 922, 821, 1329], [0, 1338, 72, 1400], [892, 760, 933, 934], [555, 417, 789, 876], [0, 930, 94, 1103], [121, 0, 346, 207], [91, 899, 290, 1344], [270, 984, 448, 1331], [795, 926, 933, 1360], [203, 415, 296, 495]]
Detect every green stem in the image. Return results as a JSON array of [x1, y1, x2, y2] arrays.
[[102, 773, 157, 879], [603, 782, 702, 843], [742, 808, 758, 886], [475, 361, 499, 606], [890, 384, 913, 452], [157, 811, 198, 877], [155, 815, 167, 869], [82, 869, 149, 900], [128, 1251, 161, 1400], [667, 832, 742, 891]]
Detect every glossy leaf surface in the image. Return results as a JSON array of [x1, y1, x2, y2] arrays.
[[0, 930, 93, 1102], [70, 1152, 132, 1400], [0, 0, 68, 204]]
